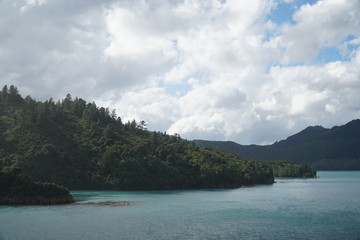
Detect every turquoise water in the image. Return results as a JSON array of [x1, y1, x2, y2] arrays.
[[1, 171, 360, 240]]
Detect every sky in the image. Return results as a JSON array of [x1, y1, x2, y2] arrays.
[[1, 0, 360, 144]]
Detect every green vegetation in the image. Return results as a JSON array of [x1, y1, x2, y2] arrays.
[[196, 120, 360, 171], [0, 167, 74, 205], [0, 85, 274, 190], [262, 160, 317, 178]]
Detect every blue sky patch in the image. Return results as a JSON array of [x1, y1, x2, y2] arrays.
[[164, 82, 192, 97], [268, 0, 319, 25], [315, 46, 345, 63]]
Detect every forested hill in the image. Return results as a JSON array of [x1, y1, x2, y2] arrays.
[[0, 85, 275, 190], [196, 120, 360, 170]]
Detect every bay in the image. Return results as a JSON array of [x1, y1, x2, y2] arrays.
[[1, 171, 360, 240]]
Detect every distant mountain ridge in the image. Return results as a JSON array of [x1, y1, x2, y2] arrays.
[[272, 125, 329, 148], [196, 119, 360, 170]]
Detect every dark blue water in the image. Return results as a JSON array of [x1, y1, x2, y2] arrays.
[[1, 171, 360, 240]]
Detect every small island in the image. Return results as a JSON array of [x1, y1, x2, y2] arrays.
[[263, 160, 317, 178], [0, 168, 74, 205]]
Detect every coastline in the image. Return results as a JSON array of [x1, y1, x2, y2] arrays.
[[0, 195, 75, 205]]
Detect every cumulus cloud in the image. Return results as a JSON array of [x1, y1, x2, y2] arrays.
[[260, 49, 360, 135], [107, 87, 179, 131], [279, 0, 360, 63], [1, 0, 360, 144]]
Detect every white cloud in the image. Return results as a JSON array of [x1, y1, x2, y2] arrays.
[[104, 7, 175, 61], [20, 0, 48, 12], [1, 0, 360, 144], [347, 37, 360, 46], [103, 87, 179, 131], [263, 49, 360, 137], [325, 103, 338, 114], [279, 0, 360, 63]]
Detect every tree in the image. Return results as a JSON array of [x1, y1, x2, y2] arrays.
[[7, 85, 22, 104], [1, 85, 8, 96], [138, 120, 148, 130], [62, 93, 72, 110]]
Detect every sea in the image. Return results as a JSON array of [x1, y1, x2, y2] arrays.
[[1, 171, 360, 240]]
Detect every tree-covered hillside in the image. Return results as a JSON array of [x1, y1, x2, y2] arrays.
[[0, 85, 275, 190], [262, 160, 317, 178], [196, 120, 360, 170]]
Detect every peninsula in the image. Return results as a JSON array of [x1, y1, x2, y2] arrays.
[[0, 85, 315, 195], [0, 168, 74, 205]]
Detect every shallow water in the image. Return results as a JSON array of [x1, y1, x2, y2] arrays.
[[1, 171, 360, 240]]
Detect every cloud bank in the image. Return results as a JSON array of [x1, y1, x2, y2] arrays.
[[1, 0, 360, 144]]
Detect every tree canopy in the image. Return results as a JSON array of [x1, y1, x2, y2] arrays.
[[0, 85, 313, 190]]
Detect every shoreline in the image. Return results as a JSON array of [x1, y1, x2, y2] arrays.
[[67, 182, 275, 192], [0, 195, 75, 205]]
